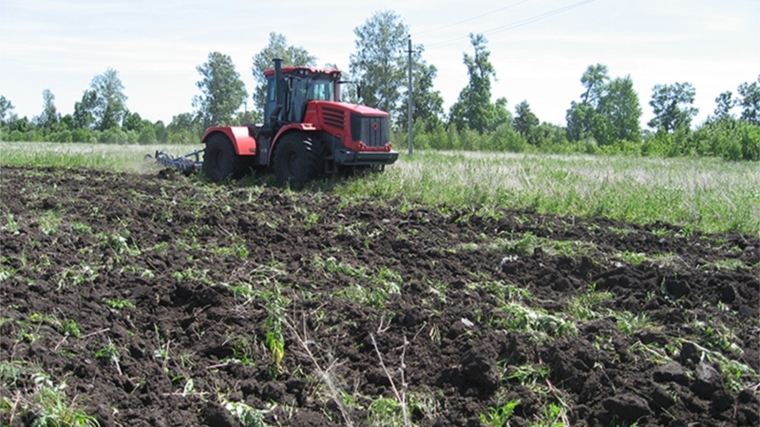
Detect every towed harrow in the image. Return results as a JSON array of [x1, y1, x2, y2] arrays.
[[146, 150, 204, 175]]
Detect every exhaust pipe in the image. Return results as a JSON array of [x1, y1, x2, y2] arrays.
[[273, 58, 284, 112]]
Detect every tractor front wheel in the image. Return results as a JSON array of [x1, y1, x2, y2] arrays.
[[202, 134, 249, 182], [273, 132, 323, 186]]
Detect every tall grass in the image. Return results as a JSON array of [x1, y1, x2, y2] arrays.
[[1, 142, 758, 235], [335, 151, 760, 236], [0, 141, 176, 172]]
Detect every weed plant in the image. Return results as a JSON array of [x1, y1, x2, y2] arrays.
[[480, 399, 520, 427], [0, 363, 99, 427]]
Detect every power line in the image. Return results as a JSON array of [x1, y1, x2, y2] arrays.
[[484, 0, 597, 36], [424, 0, 598, 50], [413, 0, 533, 36]]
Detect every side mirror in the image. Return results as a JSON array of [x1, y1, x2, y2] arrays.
[[338, 80, 362, 102]]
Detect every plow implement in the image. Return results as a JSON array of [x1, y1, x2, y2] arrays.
[[147, 150, 203, 175]]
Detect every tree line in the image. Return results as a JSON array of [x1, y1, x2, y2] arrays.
[[1, 10, 758, 160]]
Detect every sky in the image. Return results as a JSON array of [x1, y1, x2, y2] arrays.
[[1, 0, 758, 128]]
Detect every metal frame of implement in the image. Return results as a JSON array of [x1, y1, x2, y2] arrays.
[[151, 150, 204, 175]]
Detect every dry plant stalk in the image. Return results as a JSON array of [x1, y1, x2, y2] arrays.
[[370, 333, 410, 427], [284, 315, 354, 427]]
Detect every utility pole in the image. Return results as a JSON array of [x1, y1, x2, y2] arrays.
[[406, 35, 413, 155]]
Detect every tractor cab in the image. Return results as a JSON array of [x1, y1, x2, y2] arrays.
[[263, 61, 342, 130]]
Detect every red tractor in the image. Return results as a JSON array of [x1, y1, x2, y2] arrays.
[[195, 58, 397, 184]]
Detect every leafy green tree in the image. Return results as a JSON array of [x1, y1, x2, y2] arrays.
[[713, 91, 735, 121], [137, 122, 157, 144], [168, 113, 197, 133], [737, 76, 760, 125], [252, 33, 316, 116], [566, 100, 592, 142], [581, 64, 610, 106], [567, 69, 641, 145], [37, 89, 59, 128], [567, 65, 604, 142], [449, 33, 510, 133], [0, 95, 16, 125], [57, 111, 92, 142], [566, 64, 611, 142], [648, 82, 698, 133], [122, 110, 143, 131], [153, 121, 167, 143], [122, 110, 157, 143], [90, 68, 128, 130], [350, 10, 407, 115], [534, 122, 570, 147], [168, 112, 202, 144], [513, 100, 540, 145], [73, 90, 97, 129], [397, 47, 444, 131], [193, 51, 248, 128], [234, 106, 259, 126], [599, 76, 641, 143], [59, 114, 74, 131]]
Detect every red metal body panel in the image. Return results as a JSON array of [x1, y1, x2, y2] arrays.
[[304, 102, 394, 153], [328, 102, 389, 117], [201, 126, 257, 156]]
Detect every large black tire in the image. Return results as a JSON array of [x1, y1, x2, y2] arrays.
[[202, 134, 249, 182], [273, 132, 323, 186]]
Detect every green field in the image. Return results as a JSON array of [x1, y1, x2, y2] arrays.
[[2, 141, 758, 235]]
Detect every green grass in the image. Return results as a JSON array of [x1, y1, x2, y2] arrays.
[[338, 151, 760, 235], [2, 143, 758, 235], [0, 141, 177, 171]]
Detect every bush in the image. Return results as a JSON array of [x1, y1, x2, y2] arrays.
[[49, 130, 73, 143], [689, 119, 760, 160], [168, 130, 200, 145], [97, 127, 130, 144], [599, 140, 641, 156], [3, 129, 45, 142], [138, 126, 158, 144], [154, 121, 168, 144], [444, 125, 461, 150], [71, 128, 95, 143], [3, 130, 25, 141], [736, 122, 760, 161], [490, 124, 527, 152], [642, 128, 691, 157]]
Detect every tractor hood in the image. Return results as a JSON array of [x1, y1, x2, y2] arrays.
[[329, 102, 389, 117]]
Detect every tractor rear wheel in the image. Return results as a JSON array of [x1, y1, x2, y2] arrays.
[[202, 133, 249, 182], [273, 132, 323, 186]]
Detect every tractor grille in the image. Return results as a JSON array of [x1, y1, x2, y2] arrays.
[[322, 106, 345, 130], [350, 114, 390, 148]]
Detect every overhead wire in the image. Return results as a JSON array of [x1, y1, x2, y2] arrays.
[[412, 0, 533, 36], [423, 0, 598, 50]]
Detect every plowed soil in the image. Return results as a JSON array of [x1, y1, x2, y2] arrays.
[[1, 165, 758, 427]]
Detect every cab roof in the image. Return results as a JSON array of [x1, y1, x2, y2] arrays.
[[263, 66, 342, 79]]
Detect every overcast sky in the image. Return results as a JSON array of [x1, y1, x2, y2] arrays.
[[1, 0, 757, 128]]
